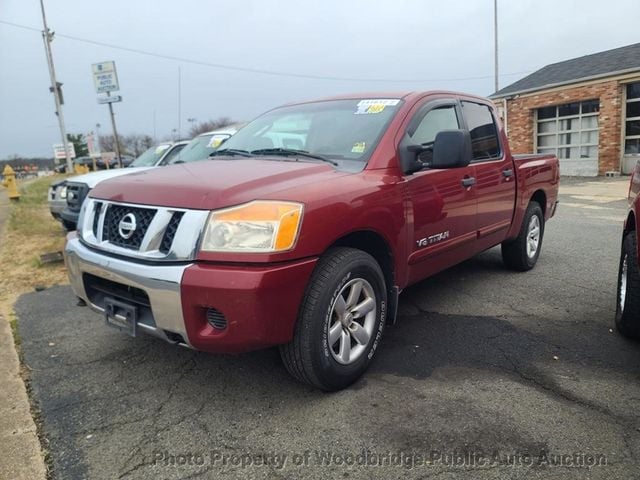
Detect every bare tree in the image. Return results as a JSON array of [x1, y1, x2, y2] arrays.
[[188, 117, 237, 137], [123, 134, 155, 156], [98, 134, 154, 156], [98, 134, 124, 154]]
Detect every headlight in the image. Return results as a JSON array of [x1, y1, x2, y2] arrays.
[[76, 200, 89, 236], [59, 186, 68, 199], [200, 201, 303, 253]]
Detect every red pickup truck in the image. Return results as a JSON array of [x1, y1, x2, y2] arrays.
[[617, 161, 640, 339], [64, 91, 559, 390]]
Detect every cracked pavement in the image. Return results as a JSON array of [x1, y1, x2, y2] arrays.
[[15, 177, 640, 479]]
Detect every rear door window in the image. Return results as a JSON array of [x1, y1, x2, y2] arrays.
[[461, 101, 501, 160]]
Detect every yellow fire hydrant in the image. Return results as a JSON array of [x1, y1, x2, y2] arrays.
[[74, 163, 89, 174], [2, 165, 20, 201]]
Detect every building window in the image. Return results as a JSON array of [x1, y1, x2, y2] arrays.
[[536, 100, 599, 162], [625, 82, 640, 154]]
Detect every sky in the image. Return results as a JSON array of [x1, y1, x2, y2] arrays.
[[0, 0, 638, 158]]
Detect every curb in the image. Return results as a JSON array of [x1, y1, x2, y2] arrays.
[[0, 188, 48, 479]]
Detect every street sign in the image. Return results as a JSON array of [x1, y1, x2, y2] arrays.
[[92, 61, 119, 93], [97, 95, 122, 104], [53, 142, 76, 159]]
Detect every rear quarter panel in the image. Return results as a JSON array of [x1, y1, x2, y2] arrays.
[[506, 153, 560, 240]]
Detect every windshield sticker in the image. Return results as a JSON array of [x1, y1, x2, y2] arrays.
[[351, 142, 366, 154], [207, 135, 229, 148], [155, 145, 170, 154], [355, 99, 400, 115]]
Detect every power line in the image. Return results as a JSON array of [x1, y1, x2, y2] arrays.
[[0, 19, 531, 83]]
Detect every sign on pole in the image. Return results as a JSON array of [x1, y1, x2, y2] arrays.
[[92, 61, 120, 93], [53, 142, 76, 160], [97, 95, 122, 104], [92, 60, 123, 167]]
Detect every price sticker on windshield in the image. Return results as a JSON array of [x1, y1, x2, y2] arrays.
[[355, 99, 400, 115], [155, 145, 170, 154], [208, 134, 229, 148]]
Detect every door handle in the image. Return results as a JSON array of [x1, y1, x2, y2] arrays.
[[502, 168, 514, 178], [461, 176, 476, 187]]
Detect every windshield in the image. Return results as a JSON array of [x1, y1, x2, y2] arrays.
[[170, 133, 231, 164], [130, 144, 172, 167], [158, 144, 186, 165], [219, 98, 402, 167]]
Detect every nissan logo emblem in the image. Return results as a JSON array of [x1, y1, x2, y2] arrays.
[[118, 213, 137, 239]]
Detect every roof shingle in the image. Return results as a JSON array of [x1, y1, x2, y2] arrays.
[[491, 43, 640, 98]]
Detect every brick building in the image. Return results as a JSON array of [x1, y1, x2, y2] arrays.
[[490, 43, 640, 176]]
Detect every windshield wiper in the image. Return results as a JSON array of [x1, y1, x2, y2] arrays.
[[250, 148, 338, 166], [209, 148, 254, 158]]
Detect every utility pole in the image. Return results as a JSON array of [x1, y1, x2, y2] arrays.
[[187, 117, 196, 135], [494, 0, 499, 92], [39, 0, 73, 173], [106, 92, 123, 167], [95, 122, 102, 158], [177, 66, 182, 140]]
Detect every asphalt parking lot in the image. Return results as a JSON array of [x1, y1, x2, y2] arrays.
[[15, 178, 640, 479]]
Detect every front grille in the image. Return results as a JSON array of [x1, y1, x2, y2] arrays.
[[67, 183, 89, 211], [92, 202, 103, 237], [103, 204, 156, 250], [159, 212, 184, 254], [80, 199, 208, 261]]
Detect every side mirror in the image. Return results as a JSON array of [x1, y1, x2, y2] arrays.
[[431, 130, 472, 169], [398, 139, 427, 175], [399, 129, 472, 174]]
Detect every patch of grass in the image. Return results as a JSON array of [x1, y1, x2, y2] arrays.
[[0, 175, 69, 318], [8, 312, 20, 347]]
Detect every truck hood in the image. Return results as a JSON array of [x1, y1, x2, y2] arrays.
[[90, 159, 349, 210], [67, 167, 154, 189]]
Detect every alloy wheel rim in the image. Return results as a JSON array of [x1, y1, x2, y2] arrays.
[[620, 255, 628, 312], [526, 215, 541, 259], [327, 278, 377, 365]]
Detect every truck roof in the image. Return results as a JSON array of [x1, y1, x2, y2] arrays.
[[279, 91, 493, 107]]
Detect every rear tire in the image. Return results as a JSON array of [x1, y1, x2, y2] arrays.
[[280, 247, 387, 391], [502, 201, 544, 271], [616, 232, 640, 339]]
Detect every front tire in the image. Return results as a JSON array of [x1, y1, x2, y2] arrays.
[[616, 232, 640, 339], [502, 201, 544, 271], [280, 247, 387, 391]]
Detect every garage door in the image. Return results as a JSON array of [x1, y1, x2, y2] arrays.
[[536, 99, 599, 176]]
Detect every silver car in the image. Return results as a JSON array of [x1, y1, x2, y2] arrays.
[[48, 180, 68, 223]]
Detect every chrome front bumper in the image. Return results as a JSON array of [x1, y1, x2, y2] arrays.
[[64, 233, 192, 346]]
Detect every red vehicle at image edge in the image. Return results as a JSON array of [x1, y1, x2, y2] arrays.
[[64, 91, 560, 391], [617, 163, 640, 339]]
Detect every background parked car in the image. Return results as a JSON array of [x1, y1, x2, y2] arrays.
[[168, 125, 243, 163], [48, 180, 67, 221], [59, 126, 240, 230], [60, 141, 189, 230], [96, 155, 136, 169]]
